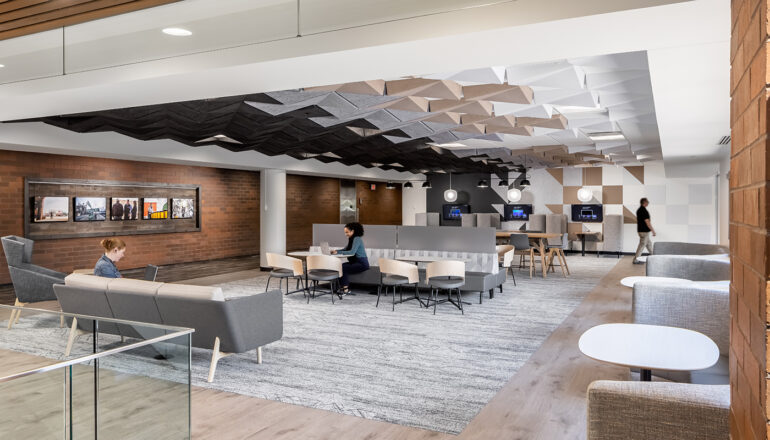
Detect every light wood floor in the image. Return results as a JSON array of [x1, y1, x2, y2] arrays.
[[0, 255, 642, 439]]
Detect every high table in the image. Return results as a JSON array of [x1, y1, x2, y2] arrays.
[[578, 323, 719, 381], [495, 231, 560, 278], [575, 231, 601, 257]]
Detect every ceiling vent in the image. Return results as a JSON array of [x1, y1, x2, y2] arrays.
[[717, 135, 731, 145]]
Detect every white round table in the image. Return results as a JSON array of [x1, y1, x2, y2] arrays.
[[578, 323, 719, 381], [620, 276, 690, 288], [395, 256, 471, 264], [287, 251, 347, 258]]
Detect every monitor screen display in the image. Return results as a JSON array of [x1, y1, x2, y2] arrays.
[[442, 204, 471, 220], [74, 197, 107, 222], [504, 204, 532, 221], [571, 204, 603, 222]]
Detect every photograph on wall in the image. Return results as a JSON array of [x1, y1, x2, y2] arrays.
[[143, 198, 168, 219], [171, 198, 195, 219], [32, 196, 69, 222], [110, 197, 139, 220], [74, 197, 107, 222]]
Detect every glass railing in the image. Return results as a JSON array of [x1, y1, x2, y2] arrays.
[[0, 0, 517, 84], [0, 304, 193, 439]]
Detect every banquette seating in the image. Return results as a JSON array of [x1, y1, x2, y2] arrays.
[[53, 273, 283, 382]]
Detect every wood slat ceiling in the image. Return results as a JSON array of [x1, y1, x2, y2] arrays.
[[0, 0, 181, 41]]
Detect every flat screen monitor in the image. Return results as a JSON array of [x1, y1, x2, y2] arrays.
[[503, 204, 532, 221], [32, 196, 70, 222], [74, 197, 107, 222], [442, 204, 470, 220], [571, 204, 603, 222]]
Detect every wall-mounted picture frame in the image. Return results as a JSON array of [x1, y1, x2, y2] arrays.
[[110, 197, 139, 220], [32, 196, 69, 222], [171, 198, 195, 219], [74, 197, 107, 222], [143, 197, 168, 219]]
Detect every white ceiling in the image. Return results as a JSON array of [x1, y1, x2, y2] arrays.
[[0, 0, 728, 177]]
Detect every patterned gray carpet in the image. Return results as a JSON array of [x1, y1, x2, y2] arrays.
[[0, 256, 619, 434]]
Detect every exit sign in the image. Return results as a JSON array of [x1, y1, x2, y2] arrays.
[[370, 184, 376, 190]]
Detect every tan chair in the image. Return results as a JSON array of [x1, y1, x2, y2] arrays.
[[265, 252, 306, 296], [306, 255, 343, 304], [425, 260, 466, 315], [377, 258, 423, 311], [546, 233, 570, 278], [509, 233, 544, 279], [496, 245, 516, 286]]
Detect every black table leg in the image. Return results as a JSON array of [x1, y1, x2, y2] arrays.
[[581, 235, 587, 257], [640, 369, 652, 381]]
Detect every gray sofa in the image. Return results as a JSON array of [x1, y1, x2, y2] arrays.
[[632, 280, 728, 384], [54, 274, 283, 382], [587, 381, 729, 440], [646, 254, 730, 281], [1, 235, 66, 303], [312, 224, 507, 303], [652, 241, 728, 256]]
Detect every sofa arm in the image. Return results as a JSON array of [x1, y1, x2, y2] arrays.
[[223, 289, 283, 352], [587, 381, 729, 440], [8, 266, 64, 302]]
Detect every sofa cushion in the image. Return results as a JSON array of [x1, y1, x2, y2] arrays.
[[65, 273, 113, 290], [108, 278, 164, 296], [157, 283, 225, 301]]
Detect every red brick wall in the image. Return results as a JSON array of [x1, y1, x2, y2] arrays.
[[356, 181, 402, 225], [729, 0, 768, 438], [286, 174, 340, 251], [0, 150, 260, 284]]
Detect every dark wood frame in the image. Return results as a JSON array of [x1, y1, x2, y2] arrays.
[[25, 178, 201, 240]]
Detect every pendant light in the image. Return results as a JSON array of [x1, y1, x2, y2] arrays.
[[422, 180, 432, 188], [386, 182, 396, 189], [444, 172, 458, 202], [404, 181, 413, 188], [577, 167, 593, 202], [519, 155, 531, 187], [498, 178, 509, 186], [507, 188, 522, 202], [477, 179, 489, 188]]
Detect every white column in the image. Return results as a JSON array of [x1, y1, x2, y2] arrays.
[[260, 169, 286, 268]]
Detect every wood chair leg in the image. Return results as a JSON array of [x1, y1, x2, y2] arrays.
[[560, 249, 571, 275], [64, 317, 79, 357], [8, 299, 25, 330], [528, 249, 534, 278], [207, 336, 234, 383], [257, 346, 263, 364]]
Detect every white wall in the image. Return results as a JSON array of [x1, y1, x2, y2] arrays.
[[718, 154, 730, 246], [402, 186, 427, 225]]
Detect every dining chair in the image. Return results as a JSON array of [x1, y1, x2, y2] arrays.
[[495, 245, 516, 286], [425, 260, 466, 315], [377, 258, 423, 311], [509, 233, 543, 279], [144, 264, 159, 281], [306, 255, 343, 304], [546, 233, 570, 277], [265, 252, 306, 296]]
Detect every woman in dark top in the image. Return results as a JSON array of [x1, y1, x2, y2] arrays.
[[94, 237, 126, 278], [331, 222, 369, 293]]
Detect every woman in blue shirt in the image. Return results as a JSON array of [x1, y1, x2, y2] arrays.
[[331, 222, 369, 293], [94, 238, 126, 278]]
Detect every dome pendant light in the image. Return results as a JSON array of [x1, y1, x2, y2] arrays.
[[519, 155, 531, 187], [444, 172, 458, 202], [422, 180, 432, 188], [577, 167, 593, 202], [477, 179, 489, 188], [404, 181, 413, 188], [507, 188, 522, 202]]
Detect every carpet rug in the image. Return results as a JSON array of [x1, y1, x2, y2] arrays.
[[0, 256, 619, 434]]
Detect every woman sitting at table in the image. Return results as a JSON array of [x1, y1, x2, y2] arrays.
[[331, 222, 369, 293]]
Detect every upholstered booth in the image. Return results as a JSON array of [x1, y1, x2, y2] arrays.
[[587, 381, 729, 440], [652, 242, 729, 256], [632, 280, 729, 384], [54, 273, 283, 383], [1, 235, 66, 304], [600, 214, 623, 257], [646, 255, 730, 281], [528, 214, 545, 232], [414, 212, 440, 226], [461, 213, 477, 227], [476, 213, 501, 229]]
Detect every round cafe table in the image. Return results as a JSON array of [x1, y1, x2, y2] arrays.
[[578, 323, 719, 381], [620, 276, 691, 288]]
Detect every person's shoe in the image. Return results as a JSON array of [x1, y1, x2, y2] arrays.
[[632, 259, 645, 265]]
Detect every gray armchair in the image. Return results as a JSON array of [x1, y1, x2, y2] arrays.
[[646, 255, 729, 281], [587, 381, 729, 440], [633, 281, 728, 384], [652, 242, 728, 255], [2, 235, 66, 304]]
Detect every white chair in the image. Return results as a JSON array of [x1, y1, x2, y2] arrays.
[[306, 255, 343, 304], [425, 260, 466, 315], [265, 253, 306, 296], [377, 258, 423, 311], [496, 245, 516, 286]]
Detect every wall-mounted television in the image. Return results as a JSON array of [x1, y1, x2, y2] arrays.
[[442, 204, 471, 220], [503, 204, 532, 221], [32, 196, 69, 222], [571, 204, 603, 223], [74, 197, 107, 222]]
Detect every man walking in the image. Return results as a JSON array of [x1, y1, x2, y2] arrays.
[[634, 197, 655, 264]]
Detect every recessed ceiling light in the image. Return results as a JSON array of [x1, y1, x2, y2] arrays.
[[0, 64, 5, 68], [162, 28, 192, 36]]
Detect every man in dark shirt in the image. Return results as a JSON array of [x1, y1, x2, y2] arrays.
[[634, 197, 656, 264]]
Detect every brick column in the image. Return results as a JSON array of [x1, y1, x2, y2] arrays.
[[730, 0, 769, 438]]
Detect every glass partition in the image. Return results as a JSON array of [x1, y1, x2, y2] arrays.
[[0, 305, 193, 439]]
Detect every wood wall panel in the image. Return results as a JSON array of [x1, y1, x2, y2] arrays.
[[0, 150, 259, 285], [356, 181, 402, 225], [285, 174, 340, 251], [0, 0, 180, 41]]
